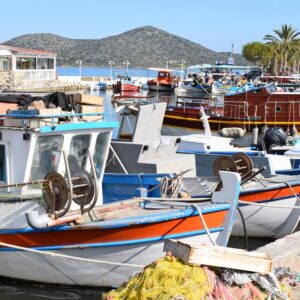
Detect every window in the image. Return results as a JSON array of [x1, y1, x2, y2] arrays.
[[37, 58, 55, 69], [30, 135, 63, 180], [16, 57, 36, 70], [0, 57, 11, 71], [93, 132, 110, 177], [68, 135, 91, 172]]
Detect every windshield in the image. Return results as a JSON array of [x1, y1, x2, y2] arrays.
[[93, 132, 110, 178], [30, 135, 63, 180], [68, 134, 91, 172]]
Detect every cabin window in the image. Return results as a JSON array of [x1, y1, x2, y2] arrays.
[[16, 57, 37, 70], [93, 132, 110, 177], [68, 134, 91, 172], [275, 106, 281, 112], [0, 145, 6, 183], [30, 135, 63, 180], [158, 72, 169, 78]]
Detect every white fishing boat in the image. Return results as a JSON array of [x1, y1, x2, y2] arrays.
[[0, 110, 241, 287], [175, 108, 300, 238]]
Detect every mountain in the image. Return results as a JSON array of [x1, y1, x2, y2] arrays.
[[3, 26, 247, 68]]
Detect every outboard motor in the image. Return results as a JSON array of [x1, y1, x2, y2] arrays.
[[262, 127, 288, 152]]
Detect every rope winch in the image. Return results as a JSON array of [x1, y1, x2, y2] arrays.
[[213, 153, 266, 190], [213, 152, 254, 178], [0, 150, 99, 218], [42, 150, 98, 217]]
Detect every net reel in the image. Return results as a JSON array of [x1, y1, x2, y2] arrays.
[[213, 152, 254, 178], [213, 153, 255, 191], [42, 150, 98, 218]]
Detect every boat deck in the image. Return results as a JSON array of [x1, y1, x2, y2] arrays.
[[183, 173, 300, 197]]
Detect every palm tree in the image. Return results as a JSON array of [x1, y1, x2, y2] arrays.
[[264, 24, 300, 73]]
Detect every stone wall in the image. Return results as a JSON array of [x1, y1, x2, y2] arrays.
[[0, 71, 87, 92], [0, 71, 14, 91]]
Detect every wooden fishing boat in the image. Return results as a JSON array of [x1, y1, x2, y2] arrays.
[[147, 69, 177, 91], [0, 110, 241, 287], [164, 83, 300, 132], [113, 75, 140, 93]]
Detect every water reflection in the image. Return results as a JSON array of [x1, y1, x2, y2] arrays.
[[0, 276, 105, 300]]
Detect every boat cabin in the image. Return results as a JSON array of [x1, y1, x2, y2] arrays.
[[0, 112, 118, 215]]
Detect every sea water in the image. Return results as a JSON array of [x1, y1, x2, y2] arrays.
[[57, 66, 165, 78]]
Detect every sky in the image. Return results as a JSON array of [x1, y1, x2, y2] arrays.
[[1, 0, 299, 53]]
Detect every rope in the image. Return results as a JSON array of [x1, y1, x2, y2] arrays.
[[160, 176, 182, 198], [256, 177, 300, 202], [238, 200, 300, 209], [143, 197, 211, 202], [0, 241, 143, 269], [192, 205, 217, 246]]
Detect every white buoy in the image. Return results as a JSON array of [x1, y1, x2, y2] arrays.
[[219, 127, 245, 138], [252, 126, 259, 145], [291, 125, 298, 137]]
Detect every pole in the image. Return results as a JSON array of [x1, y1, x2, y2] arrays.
[[109, 60, 114, 80], [181, 59, 185, 79], [79, 61, 82, 80], [76, 59, 82, 81]]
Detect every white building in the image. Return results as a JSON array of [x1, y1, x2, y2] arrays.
[[0, 44, 57, 81]]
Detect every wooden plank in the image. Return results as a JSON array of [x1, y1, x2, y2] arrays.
[[80, 104, 104, 121], [74, 94, 104, 106], [164, 239, 272, 274]]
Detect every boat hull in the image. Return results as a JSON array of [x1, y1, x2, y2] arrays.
[[0, 233, 217, 287], [148, 83, 175, 91], [0, 205, 230, 286], [113, 83, 139, 93], [164, 110, 300, 132], [234, 195, 300, 238]]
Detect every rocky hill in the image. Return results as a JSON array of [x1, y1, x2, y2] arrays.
[[3, 26, 247, 68]]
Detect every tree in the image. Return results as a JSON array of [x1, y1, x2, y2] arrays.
[[242, 42, 272, 71], [264, 24, 300, 72]]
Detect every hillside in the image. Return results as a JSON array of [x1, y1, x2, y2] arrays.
[[3, 26, 247, 68]]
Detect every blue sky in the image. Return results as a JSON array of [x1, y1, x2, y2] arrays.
[[1, 0, 299, 53]]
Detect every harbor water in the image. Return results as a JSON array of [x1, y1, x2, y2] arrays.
[[0, 87, 274, 299]]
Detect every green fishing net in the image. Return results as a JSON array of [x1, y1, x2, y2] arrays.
[[105, 254, 294, 300], [106, 256, 212, 300]]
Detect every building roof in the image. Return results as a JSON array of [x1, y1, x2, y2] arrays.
[[0, 44, 56, 56]]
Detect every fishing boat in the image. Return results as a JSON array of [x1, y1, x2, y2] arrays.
[[113, 74, 140, 93], [104, 106, 300, 239], [106, 102, 196, 176], [0, 110, 241, 287], [164, 83, 300, 133], [174, 108, 300, 238], [147, 69, 177, 91], [104, 153, 300, 239]]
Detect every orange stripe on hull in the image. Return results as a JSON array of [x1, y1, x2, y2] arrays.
[[0, 211, 226, 248], [240, 185, 300, 202]]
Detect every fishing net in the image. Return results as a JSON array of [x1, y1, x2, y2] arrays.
[[105, 253, 294, 300]]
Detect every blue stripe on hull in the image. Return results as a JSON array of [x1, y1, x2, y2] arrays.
[[0, 227, 223, 251]]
